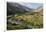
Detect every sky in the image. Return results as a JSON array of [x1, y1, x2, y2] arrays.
[[19, 3, 43, 9], [7, 0, 43, 9]]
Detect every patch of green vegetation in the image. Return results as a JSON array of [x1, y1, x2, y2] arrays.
[[7, 12, 43, 30]]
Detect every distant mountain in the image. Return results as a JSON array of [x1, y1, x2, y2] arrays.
[[33, 6, 43, 12], [7, 2, 34, 16], [31, 6, 43, 15], [7, 2, 43, 16]]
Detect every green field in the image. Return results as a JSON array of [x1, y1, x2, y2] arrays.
[[7, 12, 43, 30]]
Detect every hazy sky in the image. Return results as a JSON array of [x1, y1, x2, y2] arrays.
[[7, 0, 43, 9], [19, 3, 43, 9]]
